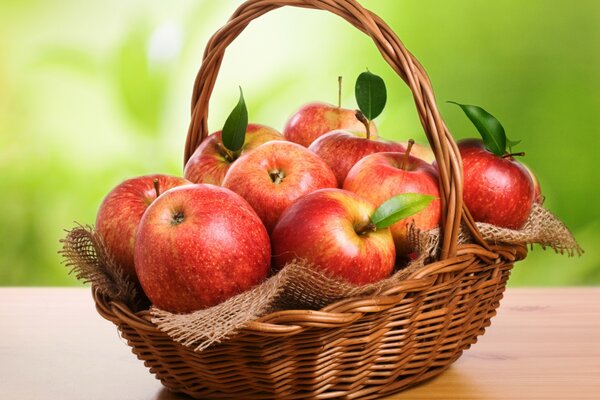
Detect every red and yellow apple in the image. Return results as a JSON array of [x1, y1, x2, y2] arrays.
[[134, 184, 271, 313], [222, 141, 337, 232], [184, 124, 283, 185], [343, 147, 441, 255], [309, 130, 405, 186], [283, 102, 377, 147], [95, 174, 190, 282], [271, 188, 395, 285]]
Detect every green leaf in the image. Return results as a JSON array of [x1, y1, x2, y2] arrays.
[[371, 193, 435, 230], [506, 136, 521, 152], [355, 70, 387, 120], [449, 101, 506, 156], [221, 87, 248, 152]]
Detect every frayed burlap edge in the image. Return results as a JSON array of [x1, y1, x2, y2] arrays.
[[59, 224, 144, 311], [471, 203, 583, 256], [60, 203, 581, 352]]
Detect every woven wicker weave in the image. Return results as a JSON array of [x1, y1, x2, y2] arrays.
[[92, 0, 528, 398]]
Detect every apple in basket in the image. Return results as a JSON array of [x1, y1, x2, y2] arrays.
[[184, 123, 283, 185], [459, 138, 534, 228], [95, 174, 190, 282], [343, 140, 441, 256], [222, 140, 337, 233], [271, 189, 434, 285], [309, 129, 405, 187], [283, 77, 377, 147], [134, 184, 271, 313], [450, 102, 534, 229], [308, 71, 405, 186]]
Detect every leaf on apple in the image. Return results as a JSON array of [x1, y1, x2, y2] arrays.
[[506, 136, 522, 152], [371, 193, 435, 230], [355, 70, 387, 121], [222, 87, 248, 152], [448, 101, 507, 156]]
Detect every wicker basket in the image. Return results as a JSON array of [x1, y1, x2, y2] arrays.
[[93, 0, 529, 398]]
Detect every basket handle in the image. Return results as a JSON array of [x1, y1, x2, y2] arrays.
[[183, 0, 487, 259]]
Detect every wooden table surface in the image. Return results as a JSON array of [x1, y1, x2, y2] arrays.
[[1, 288, 599, 399]]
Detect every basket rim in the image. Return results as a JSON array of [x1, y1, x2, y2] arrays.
[[93, 241, 526, 336]]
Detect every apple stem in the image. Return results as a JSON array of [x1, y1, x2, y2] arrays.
[[171, 211, 185, 226], [502, 151, 526, 159], [356, 221, 377, 236], [218, 142, 238, 162], [401, 139, 415, 169], [338, 76, 342, 108], [355, 110, 371, 140], [269, 169, 285, 184], [153, 179, 160, 198]]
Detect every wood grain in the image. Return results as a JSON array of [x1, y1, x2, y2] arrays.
[[1, 288, 599, 400]]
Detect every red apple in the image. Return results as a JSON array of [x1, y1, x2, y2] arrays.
[[95, 174, 190, 282], [522, 163, 543, 204], [399, 140, 435, 163], [134, 184, 271, 313], [343, 147, 441, 255], [283, 102, 377, 147], [184, 124, 283, 185], [271, 188, 395, 285], [308, 130, 405, 186], [222, 141, 337, 232], [458, 138, 534, 229]]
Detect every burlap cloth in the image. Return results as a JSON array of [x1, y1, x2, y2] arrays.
[[60, 203, 581, 351]]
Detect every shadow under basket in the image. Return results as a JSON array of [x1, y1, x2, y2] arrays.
[[90, 0, 531, 398]]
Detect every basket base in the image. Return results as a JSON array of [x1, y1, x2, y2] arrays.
[[113, 261, 512, 399]]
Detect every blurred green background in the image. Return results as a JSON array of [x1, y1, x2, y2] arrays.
[[0, 0, 598, 286]]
